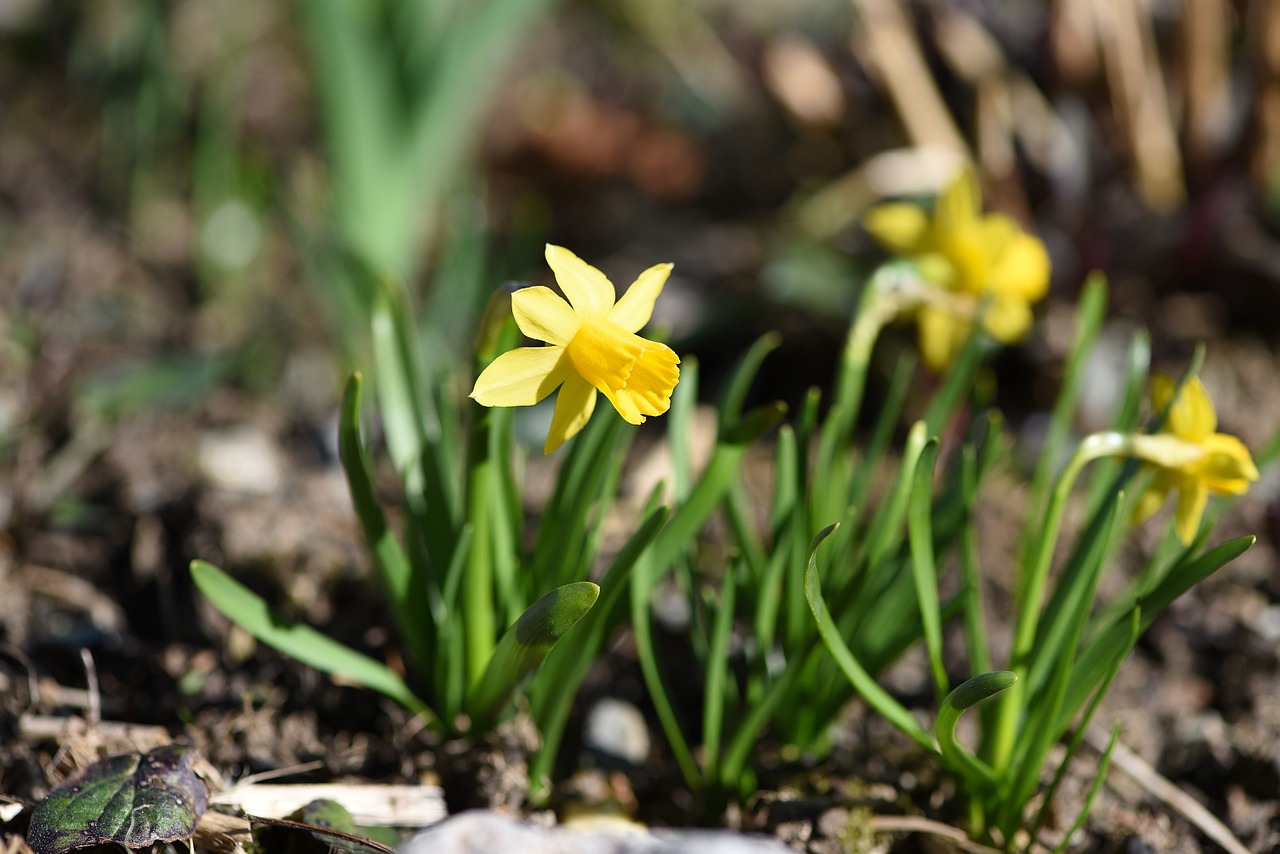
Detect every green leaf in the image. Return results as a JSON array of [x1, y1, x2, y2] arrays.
[[702, 560, 739, 777], [27, 745, 208, 854], [529, 403, 629, 588], [668, 356, 700, 503], [907, 436, 947, 699], [804, 524, 934, 752], [1061, 536, 1254, 731], [190, 560, 431, 717], [832, 351, 915, 527], [1052, 723, 1119, 854], [77, 354, 235, 420], [632, 548, 701, 789], [338, 373, 432, 671], [646, 401, 787, 591], [935, 672, 1015, 789], [527, 502, 668, 802], [863, 421, 930, 573], [466, 581, 600, 729], [371, 280, 434, 478], [754, 425, 800, 650], [721, 332, 781, 426]]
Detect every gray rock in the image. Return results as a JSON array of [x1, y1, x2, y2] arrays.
[[583, 698, 650, 766], [398, 810, 793, 854]]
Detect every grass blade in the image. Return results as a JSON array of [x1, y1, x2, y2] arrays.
[[935, 671, 1015, 789], [191, 560, 431, 718], [907, 437, 947, 699], [337, 373, 431, 671], [1061, 535, 1254, 729], [804, 525, 934, 752], [702, 560, 738, 778], [632, 550, 701, 789], [527, 502, 668, 801], [466, 581, 600, 730]]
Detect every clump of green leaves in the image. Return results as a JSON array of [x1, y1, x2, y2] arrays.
[[803, 273, 1256, 849]]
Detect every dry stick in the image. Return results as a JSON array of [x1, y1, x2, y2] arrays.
[[1250, 0, 1280, 187], [931, 10, 1026, 216], [1182, 0, 1233, 162], [79, 649, 100, 727], [211, 783, 447, 828], [869, 815, 1028, 854], [1090, 0, 1185, 211], [1052, 0, 1103, 84], [17, 714, 168, 744], [243, 813, 395, 854], [1085, 725, 1251, 854], [850, 0, 968, 155], [933, 9, 1084, 202]]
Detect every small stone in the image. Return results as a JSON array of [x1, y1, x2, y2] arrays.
[[584, 699, 650, 767], [198, 426, 281, 494], [399, 810, 794, 854]]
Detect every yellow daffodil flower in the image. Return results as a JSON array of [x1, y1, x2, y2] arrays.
[[470, 244, 680, 454], [1129, 374, 1259, 544], [862, 168, 1051, 370]]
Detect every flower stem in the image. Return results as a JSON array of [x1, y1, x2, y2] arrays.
[[988, 431, 1130, 775], [464, 405, 497, 699]]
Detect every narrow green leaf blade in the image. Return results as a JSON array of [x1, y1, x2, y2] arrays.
[[702, 560, 738, 776], [466, 581, 600, 729], [907, 437, 947, 699], [527, 503, 668, 802], [190, 560, 430, 715], [1061, 535, 1254, 727], [338, 373, 432, 669], [804, 525, 934, 752], [935, 672, 1016, 789]]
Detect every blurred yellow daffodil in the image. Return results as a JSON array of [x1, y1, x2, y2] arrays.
[[470, 244, 680, 454], [1129, 374, 1258, 544], [862, 168, 1051, 370]]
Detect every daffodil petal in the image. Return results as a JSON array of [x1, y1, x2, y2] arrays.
[[545, 374, 597, 454], [935, 167, 981, 237], [940, 224, 990, 294], [470, 346, 568, 407], [1174, 478, 1208, 544], [1196, 433, 1259, 493], [863, 203, 930, 254], [1132, 472, 1174, 525], [546, 244, 615, 318], [987, 231, 1051, 302], [1168, 376, 1217, 441], [982, 294, 1032, 343], [609, 262, 672, 333], [917, 304, 967, 373], [512, 286, 580, 346], [1150, 373, 1176, 415]]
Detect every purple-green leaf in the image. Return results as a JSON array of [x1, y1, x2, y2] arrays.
[[27, 745, 209, 854]]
